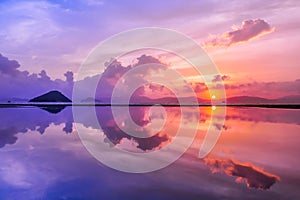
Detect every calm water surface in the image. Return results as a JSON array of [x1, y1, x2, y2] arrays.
[[0, 106, 299, 199]]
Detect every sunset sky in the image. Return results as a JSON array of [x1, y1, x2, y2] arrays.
[[0, 0, 299, 99]]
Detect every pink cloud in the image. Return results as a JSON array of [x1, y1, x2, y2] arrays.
[[204, 19, 275, 47]]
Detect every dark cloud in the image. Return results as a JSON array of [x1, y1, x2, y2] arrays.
[[214, 123, 229, 131], [3, 52, 299, 104], [0, 53, 73, 101], [212, 75, 230, 82], [0, 54, 20, 76], [39, 70, 51, 81], [64, 71, 74, 84], [74, 54, 178, 102], [204, 157, 280, 190], [204, 19, 274, 47]]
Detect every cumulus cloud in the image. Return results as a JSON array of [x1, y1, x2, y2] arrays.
[[204, 157, 280, 190], [191, 82, 208, 93], [4, 52, 300, 103], [0, 54, 73, 101], [204, 19, 275, 47], [1, 52, 196, 103], [64, 71, 74, 84], [94, 56, 153, 101], [0, 54, 20, 75], [76, 54, 190, 103]]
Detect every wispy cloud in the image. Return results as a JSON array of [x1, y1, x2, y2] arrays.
[[204, 19, 275, 48], [1, 1, 61, 45]]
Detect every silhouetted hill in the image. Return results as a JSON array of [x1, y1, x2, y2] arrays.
[[29, 91, 71, 102]]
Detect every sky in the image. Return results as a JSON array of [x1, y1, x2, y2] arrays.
[[0, 0, 300, 100]]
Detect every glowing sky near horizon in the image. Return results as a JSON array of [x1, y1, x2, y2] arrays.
[[0, 0, 300, 99]]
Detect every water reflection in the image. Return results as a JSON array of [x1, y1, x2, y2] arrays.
[[204, 157, 280, 190], [0, 106, 73, 148], [225, 107, 300, 125], [36, 105, 67, 114], [0, 106, 299, 199], [96, 106, 176, 152]]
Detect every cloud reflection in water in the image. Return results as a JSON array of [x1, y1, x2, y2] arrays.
[[0, 106, 299, 199], [204, 157, 280, 190]]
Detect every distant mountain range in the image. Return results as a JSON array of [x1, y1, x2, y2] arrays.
[[226, 95, 300, 104], [81, 95, 300, 105], [2, 89, 298, 105], [81, 95, 207, 104]]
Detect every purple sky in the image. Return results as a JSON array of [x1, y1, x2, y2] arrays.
[[0, 0, 300, 99]]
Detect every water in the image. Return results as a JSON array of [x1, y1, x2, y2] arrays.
[[0, 106, 299, 199]]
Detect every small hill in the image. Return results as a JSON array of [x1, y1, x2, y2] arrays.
[[29, 91, 71, 102], [81, 97, 104, 103]]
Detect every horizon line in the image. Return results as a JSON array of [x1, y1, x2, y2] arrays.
[[0, 103, 300, 109]]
